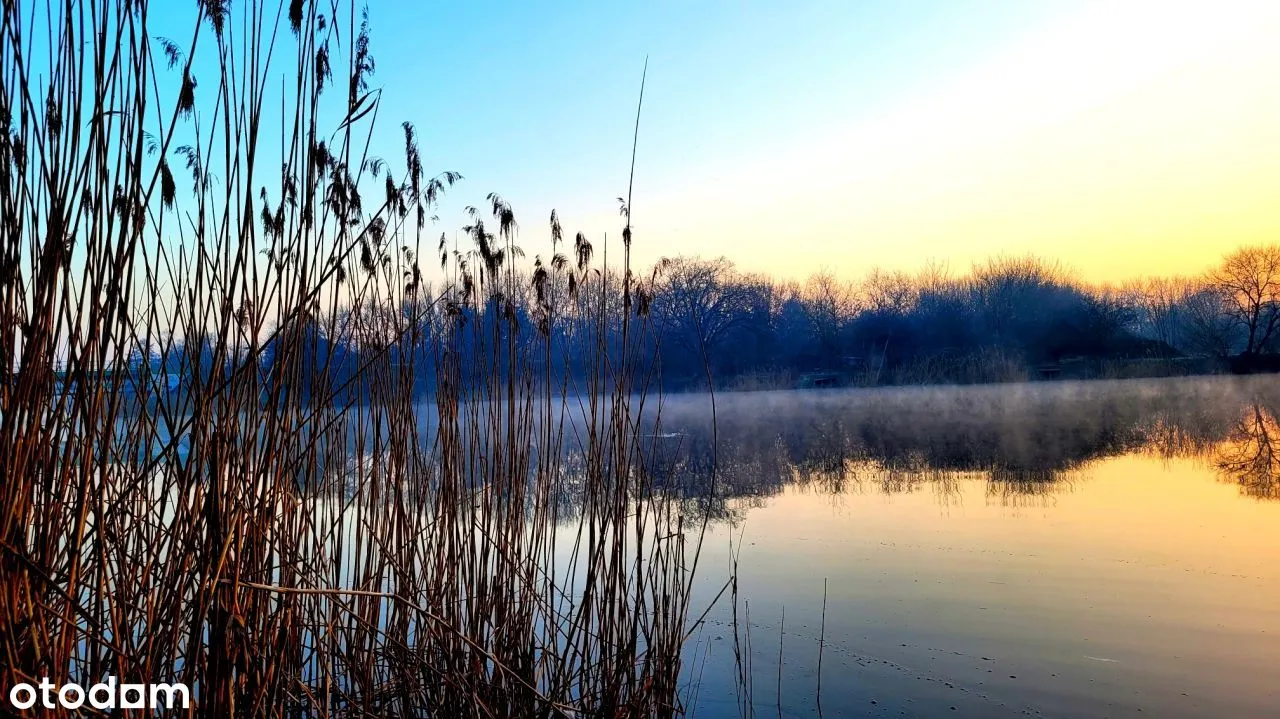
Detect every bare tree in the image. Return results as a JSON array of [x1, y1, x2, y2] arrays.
[[654, 256, 757, 356], [915, 259, 953, 294], [967, 254, 1069, 345], [801, 271, 858, 357], [859, 267, 914, 314], [1206, 245, 1280, 355], [1122, 276, 1194, 354], [1181, 287, 1240, 357]]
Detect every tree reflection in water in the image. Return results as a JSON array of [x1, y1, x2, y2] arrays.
[[628, 377, 1280, 517], [1215, 403, 1280, 500]]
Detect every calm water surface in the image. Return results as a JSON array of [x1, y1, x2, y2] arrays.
[[665, 377, 1280, 718]]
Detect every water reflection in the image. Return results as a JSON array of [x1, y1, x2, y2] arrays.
[[1215, 401, 1280, 500], [646, 376, 1280, 509], [139, 377, 1276, 524]]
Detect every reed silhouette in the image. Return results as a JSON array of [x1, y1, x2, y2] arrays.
[[3, 4, 1275, 718], [0, 2, 702, 716]]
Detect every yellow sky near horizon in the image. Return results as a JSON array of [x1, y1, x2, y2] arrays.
[[629, 1, 1280, 285]]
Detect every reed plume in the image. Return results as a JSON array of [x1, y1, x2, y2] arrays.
[[0, 1, 703, 716]]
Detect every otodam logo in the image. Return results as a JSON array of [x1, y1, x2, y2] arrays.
[[7, 677, 190, 711]]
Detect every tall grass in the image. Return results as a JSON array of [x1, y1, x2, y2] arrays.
[[1, 1, 704, 716]]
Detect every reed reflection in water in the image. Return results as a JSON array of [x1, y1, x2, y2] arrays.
[[97, 375, 1277, 718]]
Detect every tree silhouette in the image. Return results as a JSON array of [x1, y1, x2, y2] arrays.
[[1207, 245, 1280, 355]]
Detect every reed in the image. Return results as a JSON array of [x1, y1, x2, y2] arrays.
[[1, 1, 704, 716]]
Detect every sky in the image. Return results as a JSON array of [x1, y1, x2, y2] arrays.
[[124, 0, 1280, 287], [356, 0, 1280, 285]]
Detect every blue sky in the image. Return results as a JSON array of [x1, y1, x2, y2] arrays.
[[371, 1, 1058, 200], [139, 0, 1280, 284], [366, 1, 1076, 270]]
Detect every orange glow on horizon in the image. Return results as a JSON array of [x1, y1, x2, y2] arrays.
[[621, 1, 1280, 284]]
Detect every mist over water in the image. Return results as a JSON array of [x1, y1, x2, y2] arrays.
[[78, 371, 1280, 718], [641, 375, 1280, 718], [647, 375, 1280, 505]]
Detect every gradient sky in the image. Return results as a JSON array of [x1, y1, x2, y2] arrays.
[[358, 0, 1280, 284], [92, 0, 1255, 288]]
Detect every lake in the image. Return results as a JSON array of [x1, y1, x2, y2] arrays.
[[651, 376, 1280, 718], [80, 374, 1279, 717]]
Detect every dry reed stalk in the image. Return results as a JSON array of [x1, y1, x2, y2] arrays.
[[0, 2, 712, 716]]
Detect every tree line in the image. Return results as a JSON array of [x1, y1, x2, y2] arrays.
[[147, 243, 1280, 396], [646, 244, 1280, 388]]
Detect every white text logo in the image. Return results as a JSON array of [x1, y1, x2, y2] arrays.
[[8, 677, 190, 710]]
